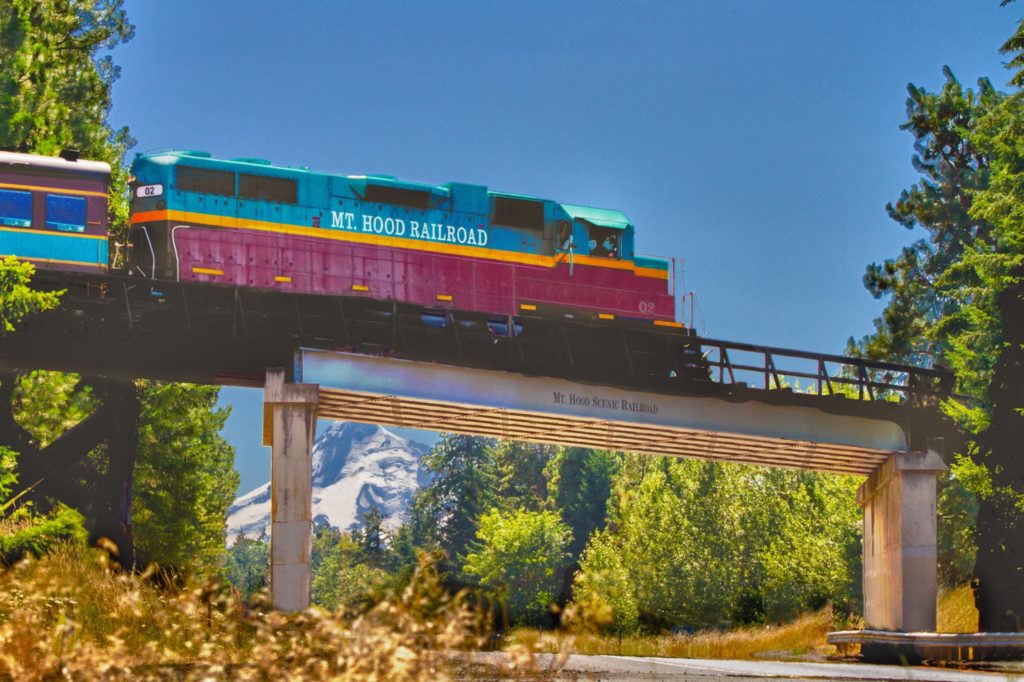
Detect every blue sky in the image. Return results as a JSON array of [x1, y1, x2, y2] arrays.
[[110, 1, 1017, 494]]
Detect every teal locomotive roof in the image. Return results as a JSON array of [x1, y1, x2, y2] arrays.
[[133, 149, 637, 234], [561, 204, 632, 230]]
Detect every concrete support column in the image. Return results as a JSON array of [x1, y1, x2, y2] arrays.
[[859, 450, 946, 631], [263, 368, 319, 612]]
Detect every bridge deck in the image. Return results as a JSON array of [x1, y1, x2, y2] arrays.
[[3, 270, 956, 466], [298, 349, 908, 475]]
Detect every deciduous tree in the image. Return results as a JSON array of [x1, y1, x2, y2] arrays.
[[0, 257, 61, 333], [463, 508, 571, 626], [311, 529, 388, 612], [577, 456, 861, 630]]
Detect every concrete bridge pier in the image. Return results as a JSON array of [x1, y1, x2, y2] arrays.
[[263, 369, 319, 612], [859, 450, 946, 631]]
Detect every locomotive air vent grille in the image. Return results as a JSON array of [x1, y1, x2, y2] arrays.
[[493, 197, 544, 231], [176, 166, 235, 197], [364, 185, 432, 210], [239, 173, 298, 204]]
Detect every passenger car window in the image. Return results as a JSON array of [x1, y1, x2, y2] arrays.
[[0, 189, 33, 227], [45, 193, 87, 233]]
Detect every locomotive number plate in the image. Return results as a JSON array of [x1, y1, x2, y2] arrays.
[[135, 184, 164, 198]]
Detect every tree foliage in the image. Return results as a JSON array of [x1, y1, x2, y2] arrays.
[[463, 508, 571, 626], [132, 382, 238, 573], [545, 447, 619, 562], [545, 447, 620, 602], [0, 503, 86, 565], [311, 527, 389, 613], [415, 434, 498, 574], [0, 257, 61, 333], [11, 370, 96, 447], [0, 447, 17, 500], [490, 440, 556, 512], [852, 11, 1024, 628], [225, 531, 269, 600], [1000, 0, 1024, 88], [574, 457, 861, 630], [572, 529, 639, 633], [351, 505, 387, 568], [851, 68, 1002, 366], [949, 88, 1024, 629]]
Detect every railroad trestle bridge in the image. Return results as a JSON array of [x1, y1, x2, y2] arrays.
[[0, 271, 959, 633]]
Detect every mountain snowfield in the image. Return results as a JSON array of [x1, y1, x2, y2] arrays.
[[226, 422, 431, 543]]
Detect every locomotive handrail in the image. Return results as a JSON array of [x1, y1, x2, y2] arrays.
[[695, 336, 955, 405]]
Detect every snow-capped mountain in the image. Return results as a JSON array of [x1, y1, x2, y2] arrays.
[[226, 422, 431, 542]]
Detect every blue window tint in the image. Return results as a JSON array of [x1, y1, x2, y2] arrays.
[[45, 194, 87, 233], [0, 189, 33, 227]]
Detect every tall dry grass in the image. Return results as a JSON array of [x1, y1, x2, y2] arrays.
[[937, 584, 979, 633], [0, 543, 498, 680], [506, 584, 982, 663], [509, 606, 839, 660], [0, 540, 984, 679]]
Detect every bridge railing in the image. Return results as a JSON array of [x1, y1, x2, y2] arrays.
[[696, 337, 954, 406]]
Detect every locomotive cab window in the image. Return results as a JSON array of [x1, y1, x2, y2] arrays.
[[0, 189, 33, 227], [45, 193, 86, 233], [492, 197, 544, 231], [239, 173, 297, 204], [588, 224, 620, 259]]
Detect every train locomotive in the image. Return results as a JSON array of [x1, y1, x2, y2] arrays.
[[2, 149, 681, 329]]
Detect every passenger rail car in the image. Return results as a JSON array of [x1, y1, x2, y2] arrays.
[[128, 150, 678, 324], [0, 151, 110, 273]]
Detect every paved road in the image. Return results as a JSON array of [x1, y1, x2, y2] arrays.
[[474, 652, 1019, 680]]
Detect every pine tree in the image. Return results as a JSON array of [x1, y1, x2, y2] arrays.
[[226, 530, 269, 599], [850, 16, 1024, 627], [946, 88, 1024, 629], [416, 434, 498, 577], [131, 382, 238, 574], [489, 440, 558, 512], [850, 68, 1002, 366], [545, 447, 620, 602], [353, 504, 386, 567]]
